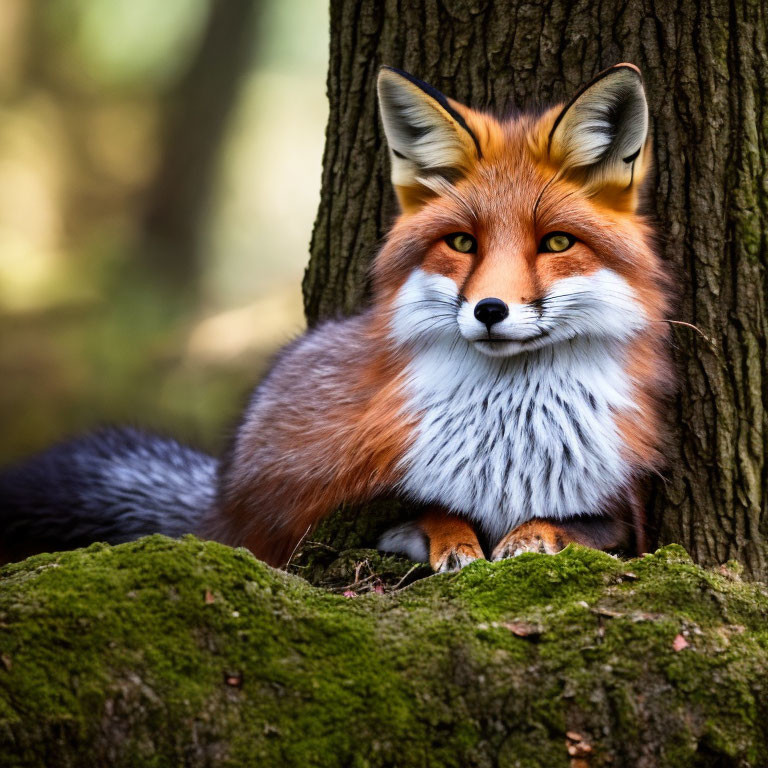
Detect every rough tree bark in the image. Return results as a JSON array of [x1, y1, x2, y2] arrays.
[[303, 0, 768, 579]]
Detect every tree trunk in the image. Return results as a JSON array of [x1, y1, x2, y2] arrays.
[[303, 0, 768, 579]]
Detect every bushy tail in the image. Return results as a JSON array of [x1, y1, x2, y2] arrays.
[[0, 427, 218, 562]]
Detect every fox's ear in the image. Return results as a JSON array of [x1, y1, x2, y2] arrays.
[[378, 66, 480, 212], [548, 64, 649, 195]]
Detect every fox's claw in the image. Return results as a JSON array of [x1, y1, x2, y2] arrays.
[[378, 511, 485, 572], [433, 542, 485, 573], [492, 520, 570, 561]]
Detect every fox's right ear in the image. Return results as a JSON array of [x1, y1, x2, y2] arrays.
[[548, 63, 649, 197], [377, 67, 480, 212]]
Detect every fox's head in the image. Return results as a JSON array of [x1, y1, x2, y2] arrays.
[[373, 64, 668, 358]]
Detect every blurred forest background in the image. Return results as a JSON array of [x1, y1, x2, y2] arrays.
[[0, 0, 328, 463]]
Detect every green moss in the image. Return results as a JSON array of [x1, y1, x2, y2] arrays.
[[0, 536, 766, 767]]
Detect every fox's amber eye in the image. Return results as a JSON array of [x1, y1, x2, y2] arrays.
[[540, 232, 576, 253], [444, 232, 477, 254]]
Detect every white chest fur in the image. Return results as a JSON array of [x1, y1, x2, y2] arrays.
[[396, 338, 635, 539]]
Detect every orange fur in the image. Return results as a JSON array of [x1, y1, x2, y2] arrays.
[[492, 520, 575, 557], [417, 508, 485, 571], [208, 66, 672, 568], [212, 324, 416, 566], [0, 66, 671, 572], [371, 106, 670, 517]]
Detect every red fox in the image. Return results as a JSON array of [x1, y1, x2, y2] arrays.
[[0, 64, 673, 572]]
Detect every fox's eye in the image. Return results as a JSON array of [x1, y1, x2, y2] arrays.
[[444, 232, 477, 254], [540, 232, 576, 253]]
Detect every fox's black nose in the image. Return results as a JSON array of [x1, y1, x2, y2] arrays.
[[474, 298, 509, 328]]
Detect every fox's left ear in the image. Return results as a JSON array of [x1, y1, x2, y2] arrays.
[[378, 66, 481, 212], [548, 64, 649, 194]]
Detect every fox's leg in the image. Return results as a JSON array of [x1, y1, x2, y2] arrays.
[[379, 507, 485, 572], [202, 489, 335, 569], [420, 509, 485, 572], [491, 514, 632, 561]]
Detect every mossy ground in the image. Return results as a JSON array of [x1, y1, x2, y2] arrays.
[[0, 536, 766, 767]]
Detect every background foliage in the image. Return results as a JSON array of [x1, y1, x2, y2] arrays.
[[0, 0, 328, 463]]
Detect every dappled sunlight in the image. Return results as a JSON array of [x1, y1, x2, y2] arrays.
[[0, 97, 66, 311], [204, 69, 327, 307], [82, 101, 160, 190], [186, 282, 305, 364], [0, 0, 329, 462]]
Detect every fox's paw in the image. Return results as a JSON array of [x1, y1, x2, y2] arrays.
[[492, 520, 571, 561], [432, 541, 485, 573], [378, 515, 485, 572]]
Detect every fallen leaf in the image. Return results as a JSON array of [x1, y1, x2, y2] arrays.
[[672, 634, 689, 651], [502, 621, 542, 638], [630, 611, 661, 622], [204, 590, 215, 604], [622, 571, 638, 580]]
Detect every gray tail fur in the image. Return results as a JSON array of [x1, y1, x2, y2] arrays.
[[0, 427, 218, 561]]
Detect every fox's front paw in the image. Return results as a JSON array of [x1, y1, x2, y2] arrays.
[[378, 513, 485, 572], [492, 520, 571, 561], [432, 541, 485, 573]]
